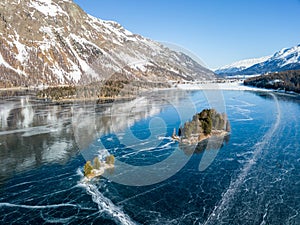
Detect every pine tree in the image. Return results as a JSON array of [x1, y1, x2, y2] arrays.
[[105, 155, 115, 165], [84, 161, 93, 176], [93, 157, 101, 170], [226, 120, 231, 132]]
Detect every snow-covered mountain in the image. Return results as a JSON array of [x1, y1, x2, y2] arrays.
[[241, 44, 300, 75], [0, 0, 215, 88], [214, 56, 271, 75], [215, 44, 300, 76]]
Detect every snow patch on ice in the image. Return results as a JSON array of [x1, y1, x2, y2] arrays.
[[176, 81, 272, 91]]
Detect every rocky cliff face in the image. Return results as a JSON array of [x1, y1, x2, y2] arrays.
[[0, 0, 215, 87]]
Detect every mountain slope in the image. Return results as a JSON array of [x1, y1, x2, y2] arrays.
[[0, 0, 215, 88], [215, 44, 300, 76], [241, 44, 300, 75], [214, 56, 271, 75]]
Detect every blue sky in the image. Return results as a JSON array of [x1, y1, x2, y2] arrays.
[[74, 0, 300, 69]]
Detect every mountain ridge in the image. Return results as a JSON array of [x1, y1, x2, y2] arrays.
[[215, 44, 300, 76], [214, 56, 271, 75], [0, 0, 215, 88]]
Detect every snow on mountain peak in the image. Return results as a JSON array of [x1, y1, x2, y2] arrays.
[[272, 45, 300, 59], [270, 45, 300, 68], [215, 44, 300, 76], [216, 56, 271, 71]]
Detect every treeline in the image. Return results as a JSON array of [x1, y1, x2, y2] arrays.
[[244, 70, 300, 93], [37, 80, 170, 101]]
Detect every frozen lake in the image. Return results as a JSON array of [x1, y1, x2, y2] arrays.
[[0, 89, 299, 224]]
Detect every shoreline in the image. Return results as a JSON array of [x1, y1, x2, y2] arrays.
[[39, 96, 137, 104], [0, 84, 72, 92], [173, 130, 229, 145], [0, 81, 264, 92], [83, 163, 115, 182], [0, 87, 32, 91], [1, 81, 298, 102]]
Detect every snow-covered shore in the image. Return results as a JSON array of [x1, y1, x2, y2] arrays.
[[175, 81, 271, 92]]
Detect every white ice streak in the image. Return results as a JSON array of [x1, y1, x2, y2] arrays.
[[0, 202, 80, 209], [79, 183, 137, 225]]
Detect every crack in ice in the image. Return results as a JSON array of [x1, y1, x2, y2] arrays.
[[204, 93, 281, 225]]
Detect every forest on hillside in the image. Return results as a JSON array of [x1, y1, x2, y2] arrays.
[[244, 70, 300, 93], [37, 80, 169, 102]]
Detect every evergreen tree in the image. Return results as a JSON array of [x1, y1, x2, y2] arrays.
[[93, 157, 101, 170], [105, 155, 115, 165], [84, 161, 93, 176], [226, 120, 231, 132]]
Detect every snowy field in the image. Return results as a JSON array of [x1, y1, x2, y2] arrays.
[[175, 81, 270, 92]]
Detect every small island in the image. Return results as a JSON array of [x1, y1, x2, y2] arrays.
[[83, 155, 115, 181], [172, 109, 231, 144]]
